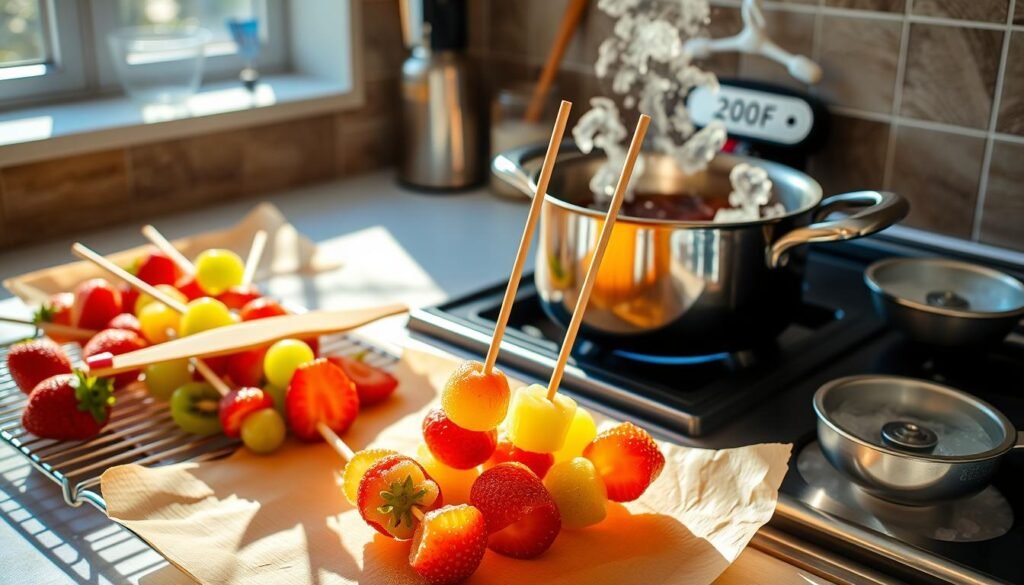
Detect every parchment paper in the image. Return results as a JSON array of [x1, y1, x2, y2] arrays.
[[101, 348, 792, 585], [2, 203, 329, 305]]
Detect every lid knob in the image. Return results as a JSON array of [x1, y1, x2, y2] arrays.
[[925, 290, 970, 310], [881, 421, 938, 453]]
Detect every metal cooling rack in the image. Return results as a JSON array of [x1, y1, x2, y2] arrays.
[[0, 334, 398, 512]]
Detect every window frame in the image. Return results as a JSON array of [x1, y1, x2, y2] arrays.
[[0, 0, 292, 109]]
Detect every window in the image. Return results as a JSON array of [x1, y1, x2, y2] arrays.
[[0, 0, 290, 108]]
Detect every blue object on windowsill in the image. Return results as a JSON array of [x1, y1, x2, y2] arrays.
[[227, 17, 261, 92]]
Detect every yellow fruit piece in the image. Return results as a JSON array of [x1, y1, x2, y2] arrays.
[[195, 249, 245, 296], [543, 457, 608, 529], [341, 448, 397, 506], [440, 360, 510, 432], [416, 443, 480, 505], [554, 407, 598, 463], [134, 284, 187, 317], [138, 302, 181, 344], [506, 384, 577, 453], [180, 297, 236, 336]]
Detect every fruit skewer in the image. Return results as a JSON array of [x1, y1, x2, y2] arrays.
[[241, 230, 267, 287], [0, 315, 98, 342], [141, 224, 195, 275]]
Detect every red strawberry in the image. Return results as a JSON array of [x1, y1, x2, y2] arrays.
[[6, 338, 72, 394], [225, 348, 267, 388], [422, 408, 496, 470], [583, 422, 665, 502], [285, 358, 359, 441], [21, 371, 114, 440], [174, 274, 205, 301], [219, 387, 274, 438], [488, 438, 554, 479], [239, 297, 287, 321], [218, 285, 262, 310], [357, 454, 442, 540], [470, 462, 560, 558], [119, 283, 140, 316], [82, 328, 147, 388], [135, 250, 179, 286], [72, 279, 122, 331], [410, 505, 487, 585], [328, 354, 398, 407], [33, 293, 75, 343], [106, 313, 142, 336]]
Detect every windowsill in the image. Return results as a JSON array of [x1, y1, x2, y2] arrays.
[[0, 72, 363, 167]]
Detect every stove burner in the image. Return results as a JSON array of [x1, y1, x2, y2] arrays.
[[926, 290, 970, 310], [881, 420, 938, 453], [795, 441, 1012, 543]]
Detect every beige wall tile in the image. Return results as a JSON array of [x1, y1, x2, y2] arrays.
[[337, 117, 399, 176], [888, 126, 984, 238], [489, 1, 529, 57], [242, 116, 336, 195], [978, 140, 1024, 251], [0, 174, 6, 248], [337, 78, 400, 132], [697, 5, 742, 78], [528, 0, 586, 68], [574, 4, 616, 72], [467, 0, 488, 56], [737, 9, 815, 91], [362, 0, 405, 82], [912, 0, 1009, 23], [809, 115, 889, 195], [900, 24, 1002, 129], [997, 32, 1024, 135], [825, 0, 905, 11], [0, 150, 132, 245], [817, 16, 901, 113]]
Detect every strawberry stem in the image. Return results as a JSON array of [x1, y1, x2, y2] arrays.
[[375, 474, 428, 528], [71, 370, 115, 424]]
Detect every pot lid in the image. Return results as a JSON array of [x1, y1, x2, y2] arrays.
[[814, 375, 1017, 461], [865, 258, 1024, 319]]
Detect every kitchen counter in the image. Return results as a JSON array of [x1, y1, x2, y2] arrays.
[[0, 171, 534, 584]]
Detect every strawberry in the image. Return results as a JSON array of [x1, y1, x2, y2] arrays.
[[135, 249, 179, 286], [470, 462, 560, 558], [488, 438, 554, 479], [191, 355, 229, 381], [239, 297, 287, 321], [72, 279, 122, 331], [219, 387, 274, 438], [174, 274, 205, 301], [422, 408, 496, 469], [328, 354, 399, 407], [583, 422, 665, 502], [218, 285, 262, 310], [6, 338, 72, 394], [410, 505, 487, 585], [119, 283, 140, 315], [357, 454, 442, 540], [82, 328, 147, 389], [106, 313, 142, 336], [285, 358, 359, 441], [33, 293, 75, 343], [21, 371, 114, 440], [225, 347, 267, 388]]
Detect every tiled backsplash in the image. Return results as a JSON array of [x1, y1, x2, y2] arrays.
[[3, 0, 1023, 254], [469, 0, 1024, 252], [0, 0, 403, 250]]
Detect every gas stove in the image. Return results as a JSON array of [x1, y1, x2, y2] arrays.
[[409, 236, 1024, 584]]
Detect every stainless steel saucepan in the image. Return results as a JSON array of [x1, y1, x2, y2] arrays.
[[493, 143, 909, 355], [814, 375, 1023, 505]]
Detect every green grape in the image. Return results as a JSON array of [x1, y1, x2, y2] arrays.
[[263, 339, 315, 389], [263, 383, 287, 416], [194, 249, 245, 296], [180, 297, 236, 336], [240, 408, 287, 454], [143, 359, 192, 401], [170, 382, 223, 436]]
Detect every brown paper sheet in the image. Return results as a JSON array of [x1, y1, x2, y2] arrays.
[[101, 348, 792, 585], [3, 203, 329, 305]]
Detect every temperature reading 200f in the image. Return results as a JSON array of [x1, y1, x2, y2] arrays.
[[713, 97, 777, 127]]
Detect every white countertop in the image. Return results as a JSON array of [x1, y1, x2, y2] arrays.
[[0, 170, 532, 584]]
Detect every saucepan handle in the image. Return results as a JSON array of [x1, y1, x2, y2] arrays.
[[769, 191, 910, 268], [492, 141, 581, 197]]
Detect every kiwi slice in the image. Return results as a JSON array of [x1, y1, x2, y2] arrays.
[[170, 382, 223, 436]]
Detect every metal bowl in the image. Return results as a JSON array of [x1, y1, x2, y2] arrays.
[[865, 257, 1024, 347], [814, 375, 1022, 505]]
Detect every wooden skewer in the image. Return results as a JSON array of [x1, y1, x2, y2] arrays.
[[525, 0, 587, 123], [191, 357, 231, 397], [141, 225, 196, 274], [72, 243, 190, 314], [316, 421, 355, 460], [0, 315, 98, 341], [242, 230, 268, 286], [546, 114, 651, 401], [484, 100, 573, 375], [85, 304, 408, 376]]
